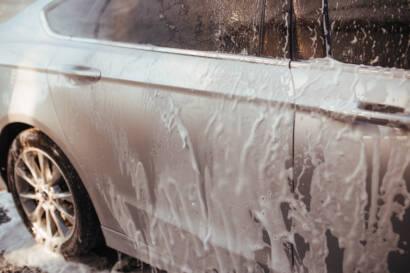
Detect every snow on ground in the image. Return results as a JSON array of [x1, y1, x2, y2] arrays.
[[0, 190, 154, 273]]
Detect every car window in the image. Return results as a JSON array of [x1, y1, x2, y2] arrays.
[[262, 0, 291, 58], [292, 0, 327, 60], [0, 0, 37, 24], [328, 0, 409, 69], [45, 0, 267, 56]]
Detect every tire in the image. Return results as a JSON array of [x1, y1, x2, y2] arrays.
[[7, 128, 102, 257]]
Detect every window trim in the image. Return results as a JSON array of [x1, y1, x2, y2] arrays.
[[40, 0, 290, 67], [290, 58, 410, 78]]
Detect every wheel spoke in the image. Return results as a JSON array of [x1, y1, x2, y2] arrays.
[[48, 165, 61, 186], [42, 157, 55, 185], [15, 167, 37, 189], [45, 209, 53, 237], [19, 193, 39, 200], [22, 153, 41, 181], [28, 201, 44, 222], [52, 201, 75, 224], [53, 192, 73, 203], [38, 153, 47, 183], [51, 208, 68, 237]]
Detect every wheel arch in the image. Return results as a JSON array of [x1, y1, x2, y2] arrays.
[[1, 116, 80, 191], [1, 118, 109, 247], [0, 117, 65, 188], [0, 122, 32, 188], [6, 126, 105, 254]]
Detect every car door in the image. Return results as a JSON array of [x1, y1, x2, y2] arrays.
[[291, 1, 410, 272], [44, 0, 296, 272]]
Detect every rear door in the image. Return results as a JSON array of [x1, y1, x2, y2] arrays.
[[45, 0, 296, 272], [291, 1, 410, 272]]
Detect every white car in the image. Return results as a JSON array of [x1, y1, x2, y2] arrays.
[[0, 0, 409, 272]]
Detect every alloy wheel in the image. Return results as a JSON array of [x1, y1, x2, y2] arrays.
[[13, 148, 76, 250]]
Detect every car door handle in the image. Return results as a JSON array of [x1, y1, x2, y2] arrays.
[[355, 101, 409, 130], [358, 101, 405, 114], [58, 65, 101, 83]]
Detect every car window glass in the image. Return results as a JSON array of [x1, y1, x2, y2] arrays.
[[0, 0, 36, 24], [262, 0, 291, 58], [45, 0, 267, 56], [293, 0, 327, 60], [328, 0, 409, 69]]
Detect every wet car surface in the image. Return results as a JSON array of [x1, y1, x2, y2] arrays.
[[0, 0, 409, 273]]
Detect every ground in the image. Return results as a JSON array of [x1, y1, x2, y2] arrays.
[[0, 190, 155, 273]]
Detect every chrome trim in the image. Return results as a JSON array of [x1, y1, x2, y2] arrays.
[[291, 58, 410, 79], [39, 3, 289, 67]]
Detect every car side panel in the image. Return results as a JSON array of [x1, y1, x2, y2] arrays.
[[48, 41, 295, 273], [0, 0, 74, 187], [292, 61, 410, 273], [0, 43, 71, 182]]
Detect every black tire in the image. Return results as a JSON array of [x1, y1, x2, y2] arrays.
[[7, 128, 102, 257]]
